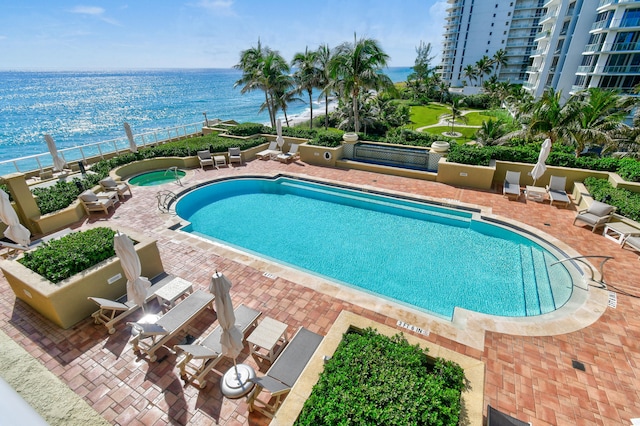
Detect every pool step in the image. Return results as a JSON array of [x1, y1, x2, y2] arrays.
[[520, 246, 556, 316], [281, 181, 471, 226]]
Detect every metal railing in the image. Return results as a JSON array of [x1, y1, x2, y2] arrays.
[[0, 122, 203, 177], [550, 255, 614, 287]]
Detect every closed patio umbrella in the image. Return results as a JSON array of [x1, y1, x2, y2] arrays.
[[211, 271, 254, 398], [531, 138, 552, 186], [44, 134, 66, 172], [124, 122, 137, 153], [114, 232, 150, 310], [0, 189, 31, 247], [275, 118, 285, 150]]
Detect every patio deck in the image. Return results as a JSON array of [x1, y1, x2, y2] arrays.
[[1, 157, 639, 425]]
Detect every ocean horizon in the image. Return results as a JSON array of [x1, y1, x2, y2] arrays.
[[0, 67, 412, 175]]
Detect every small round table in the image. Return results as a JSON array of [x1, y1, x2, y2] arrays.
[[220, 364, 256, 398]]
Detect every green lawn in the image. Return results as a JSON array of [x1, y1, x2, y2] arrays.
[[407, 104, 451, 128], [421, 125, 477, 144], [463, 111, 495, 126]]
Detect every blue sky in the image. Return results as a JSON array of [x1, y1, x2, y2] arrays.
[[0, 1, 447, 70]]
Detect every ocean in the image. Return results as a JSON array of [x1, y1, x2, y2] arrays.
[[0, 67, 411, 175]]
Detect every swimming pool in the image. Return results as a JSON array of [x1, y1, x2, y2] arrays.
[[176, 176, 577, 320], [129, 169, 186, 186]]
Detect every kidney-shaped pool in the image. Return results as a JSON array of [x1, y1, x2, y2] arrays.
[[176, 176, 581, 320]]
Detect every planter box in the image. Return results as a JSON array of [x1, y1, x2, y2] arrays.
[[0, 227, 164, 329]]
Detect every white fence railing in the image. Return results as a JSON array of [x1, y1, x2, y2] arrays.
[[0, 122, 203, 177]]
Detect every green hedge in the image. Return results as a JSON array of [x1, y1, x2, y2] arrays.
[[296, 328, 465, 426], [583, 177, 640, 222], [19, 227, 117, 283]]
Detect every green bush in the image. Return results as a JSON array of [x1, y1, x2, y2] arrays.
[[309, 130, 344, 147], [296, 328, 465, 426], [617, 157, 640, 182], [447, 144, 492, 166], [224, 122, 264, 136], [385, 128, 453, 147], [583, 177, 640, 222], [19, 227, 118, 283]]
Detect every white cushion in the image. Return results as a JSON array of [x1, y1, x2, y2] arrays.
[[79, 191, 98, 202], [100, 177, 117, 188], [588, 201, 614, 217]]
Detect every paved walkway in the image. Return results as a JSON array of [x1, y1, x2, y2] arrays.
[[1, 158, 639, 425]]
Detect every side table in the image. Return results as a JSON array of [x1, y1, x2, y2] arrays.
[[246, 317, 289, 363]]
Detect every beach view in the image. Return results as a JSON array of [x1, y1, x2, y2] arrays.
[[1, 1, 640, 425]]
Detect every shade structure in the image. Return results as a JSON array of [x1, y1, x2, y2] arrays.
[[210, 271, 253, 398], [114, 232, 150, 310], [0, 190, 31, 247], [124, 122, 137, 153], [531, 138, 552, 185], [44, 134, 66, 172], [275, 118, 285, 150]]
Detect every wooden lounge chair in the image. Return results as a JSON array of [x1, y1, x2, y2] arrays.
[[276, 144, 299, 164], [573, 200, 616, 232], [99, 177, 132, 200], [256, 141, 280, 160], [247, 327, 323, 418], [197, 150, 215, 170], [88, 273, 185, 334], [228, 147, 242, 165], [78, 190, 117, 214], [546, 175, 571, 207], [622, 235, 640, 254], [503, 171, 521, 200], [128, 289, 215, 362], [174, 304, 262, 389]]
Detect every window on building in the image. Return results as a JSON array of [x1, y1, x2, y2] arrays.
[[622, 9, 640, 27], [493, 13, 496, 18]]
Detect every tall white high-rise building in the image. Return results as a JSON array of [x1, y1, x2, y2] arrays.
[[527, 0, 640, 99], [440, 0, 547, 88]]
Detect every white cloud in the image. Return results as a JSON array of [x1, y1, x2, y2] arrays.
[[69, 5, 120, 26], [195, 0, 236, 16]]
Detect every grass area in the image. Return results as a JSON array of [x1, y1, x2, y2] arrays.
[[463, 111, 495, 126], [407, 103, 451, 128], [422, 126, 476, 143]]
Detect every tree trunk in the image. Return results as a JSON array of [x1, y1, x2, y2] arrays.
[[307, 89, 314, 130], [324, 93, 329, 129], [353, 92, 359, 133]]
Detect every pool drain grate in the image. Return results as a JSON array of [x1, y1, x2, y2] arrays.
[[572, 360, 586, 371], [262, 272, 277, 279]]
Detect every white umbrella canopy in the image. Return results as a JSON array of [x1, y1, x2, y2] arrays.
[[114, 232, 150, 310], [210, 272, 244, 361], [123, 122, 137, 153], [275, 118, 285, 150], [44, 134, 66, 172], [531, 138, 552, 185], [0, 190, 31, 246]]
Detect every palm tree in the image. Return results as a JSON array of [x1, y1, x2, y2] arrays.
[[329, 34, 392, 133], [474, 56, 493, 86], [234, 39, 271, 119], [447, 96, 468, 135], [491, 49, 508, 77], [463, 65, 477, 87], [475, 118, 507, 146], [292, 47, 322, 129], [316, 44, 333, 129]]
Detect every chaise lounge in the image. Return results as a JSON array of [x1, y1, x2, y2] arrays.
[[78, 190, 118, 214], [503, 171, 521, 200], [247, 327, 323, 418], [573, 200, 616, 232], [546, 175, 571, 207], [197, 150, 215, 170], [174, 304, 262, 389], [622, 235, 640, 254], [88, 273, 190, 334], [276, 144, 299, 163], [256, 141, 280, 160], [99, 177, 132, 200], [128, 289, 215, 362]]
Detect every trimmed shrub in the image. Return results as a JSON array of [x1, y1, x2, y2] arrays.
[[309, 130, 344, 147], [295, 328, 465, 426], [447, 144, 492, 166], [224, 122, 264, 136], [19, 227, 118, 283]]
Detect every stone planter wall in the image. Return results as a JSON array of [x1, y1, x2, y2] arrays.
[[0, 227, 164, 329]]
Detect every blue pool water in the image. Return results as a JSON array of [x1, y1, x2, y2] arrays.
[[176, 177, 575, 320], [129, 170, 186, 186]]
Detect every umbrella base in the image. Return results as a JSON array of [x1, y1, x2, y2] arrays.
[[220, 364, 255, 398]]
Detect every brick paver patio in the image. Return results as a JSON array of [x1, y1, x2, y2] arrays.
[[1, 158, 639, 425]]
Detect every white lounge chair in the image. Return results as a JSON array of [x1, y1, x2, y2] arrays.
[[99, 177, 132, 200], [228, 147, 242, 165], [546, 175, 571, 207], [622, 235, 640, 253], [88, 273, 185, 334], [256, 141, 280, 160], [573, 201, 616, 233], [0, 228, 73, 257], [78, 190, 117, 214], [503, 171, 521, 200], [174, 304, 262, 389], [128, 289, 215, 362], [197, 150, 215, 170], [276, 144, 299, 164], [247, 327, 323, 418]]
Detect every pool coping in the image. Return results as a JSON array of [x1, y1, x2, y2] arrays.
[[163, 172, 610, 351]]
